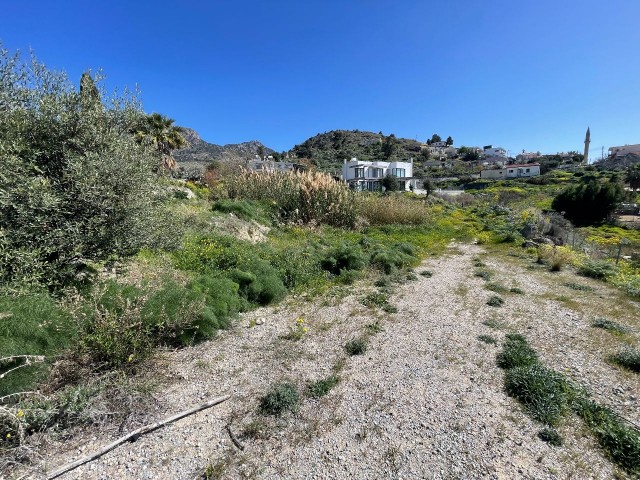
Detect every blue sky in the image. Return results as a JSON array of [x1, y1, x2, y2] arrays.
[[3, 1, 639, 160]]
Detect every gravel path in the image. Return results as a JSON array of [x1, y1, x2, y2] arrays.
[[32, 243, 639, 479]]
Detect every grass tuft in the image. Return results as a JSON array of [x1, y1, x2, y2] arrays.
[[486, 295, 505, 307], [592, 318, 630, 335], [609, 348, 640, 373], [419, 270, 433, 277], [478, 334, 498, 345], [538, 427, 564, 446], [259, 382, 300, 416], [306, 375, 340, 399], [345, 338, 367, 356], [497, 333, 539, 369], [563, 282, 593, 292]]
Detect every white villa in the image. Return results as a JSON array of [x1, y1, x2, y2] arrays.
[[483, 146, 507, 158], [342, 158, 415, 191], [480, 163, 541, 180], [249, 156, 304, 173]]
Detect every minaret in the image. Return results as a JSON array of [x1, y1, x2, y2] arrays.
[[583, 127, 590, 165]]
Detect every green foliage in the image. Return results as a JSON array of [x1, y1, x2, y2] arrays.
[[609, 348, 640, 372], [267, 247, 324, 290], [259, 382, 300, 416], [306, 375, 340, 398], [573, 398, 640, 475], [369, 243, 418, 274], [486, 283, 509, 294], [382, 173, 400, 192], [361, 291, 395, 313], [420, 270, 433, 277], [344, 338, 368, 356], [496, 334, 539, 369], [552, 178, 625, 225], [211, 199, 273, 224], [475, 270, 492, 281], [538, 427, 563, 446], [591, 318, 630, 335], [578, 260, 618, 280], [509, 287, 525, 294], [486, 295, 504, 307], [230, 259, 287, 306], [320, 243, 366, 275], [563, 282, 593, 292], [0, 294, 77, 396], [505, 363, 573, 425], [0, 48, 178, 289], [478, 334, 498, 345]]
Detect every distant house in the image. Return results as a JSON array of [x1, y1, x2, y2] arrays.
[[609, 144, 640, 158], [249, 156, 305, 173], [342, 158, 415, 191], [483, 145, 507, 158], [480, 163, 541, 180], [516, 152, 541, 163]]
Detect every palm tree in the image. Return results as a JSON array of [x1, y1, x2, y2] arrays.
[[133, 113, 187, 171]]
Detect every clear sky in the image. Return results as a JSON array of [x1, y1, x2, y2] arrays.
[[2, 1, 639, 160]]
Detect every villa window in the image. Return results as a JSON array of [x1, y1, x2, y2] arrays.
[[354, 167, 365, 178], [391, 168, 406, 177]]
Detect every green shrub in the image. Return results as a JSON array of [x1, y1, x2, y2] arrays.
[[259, 382, 300, 416], [505, 363, 573, 426], [369, 244, 417, 274], [345, 338, 368, 356], [573, 398, 640, 475], [609, 348, 640, 372], [486, 283, 509, 294], [173, 235, 254, 274], [578, 260, 618, 280], [475, 270, 492, 281], [0, 294, 77, 396], [497, 334, 539, 369], [212, 199, 272, 223], [509, 287, 524, 294], [563, 282, 593, 292], [538, 427, 563, 446], [420, 270, 433, 277], [306, 375, 340, 398], [478, 334, 498, 345], [592, 318, 629, 335], [552, 178, 625, 226], [361, 292, 394, 312], [230, 259, 287, 306], [486, 295, 504, 307], [268, 247, 324, 290], [320, 243, 366, 275], [0, 49, 178, 289]]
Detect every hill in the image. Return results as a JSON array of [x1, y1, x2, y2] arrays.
[[173, 127, 274, 171], [290, 130, 423, 172]]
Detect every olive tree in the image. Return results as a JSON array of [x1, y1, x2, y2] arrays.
[[0, 46, 179, 288]]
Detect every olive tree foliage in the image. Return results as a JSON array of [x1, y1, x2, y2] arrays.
[[0, 47, 179, 289]]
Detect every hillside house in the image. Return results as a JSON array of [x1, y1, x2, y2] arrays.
[[609, 144, 640, 158], [342, 158, 415, 191], [249, 156, 305, 173], [483, 145, 507, 158], [480, 163, 541, 180]]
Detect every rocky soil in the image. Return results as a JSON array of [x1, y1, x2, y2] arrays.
[[22, 244, 640, 479]]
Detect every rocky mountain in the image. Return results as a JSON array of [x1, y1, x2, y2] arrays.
[[174, 127, 274, 170], [290, 130, 423, 172]]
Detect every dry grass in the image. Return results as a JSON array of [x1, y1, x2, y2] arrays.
[[358, 194, 431, 225]]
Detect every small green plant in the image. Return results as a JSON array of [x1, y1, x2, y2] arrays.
[[578, 260, 618, 280], [306, 375, 340, 398], [366, 321, 384, 334], [282, 317, 308, 341], [419, 270, 433, 277], [259, 382, 300, 416], [345, 338, 367, 356], [609, 348, 640, 373], [486, 295, 504, 307], [497, 334, 538, 369], [592, 318, 629, 335], [563, 282, 593, 292], [478, 334, 498, 345], [361, 291, 395, 313], [482, 318, 506, 330], [475, 270, 492, 281], [486, 283, 509, 294], [473, 258, 486, 267], [509, 287, 524, 294], [538, 427, 563, 446]]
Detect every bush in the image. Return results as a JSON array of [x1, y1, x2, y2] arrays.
[[552, 178, 625, 226], [486, 295, 504, 307], [592, 318, 630, 335], [537, 245, 574, 271], [320, 244, 366, 275], [505, 363, 573, 426], [0, 294, 77, 396], [538, 427, 563, 446], [420, 270, 433, 277], [345, 338, 368, 356], [230, 259, 287, 306], [578, 260, 618, 280], [497, 334, 539, 369], [259, 382, 300, 416], [0, 48, 178, 289], [475, 270, 492, 281], [226, 170, 359, 228], [359, 194, 431, 225], [369, 243, 417, 274], [609, 348, 640, 372], [306, 375, 340, 398]]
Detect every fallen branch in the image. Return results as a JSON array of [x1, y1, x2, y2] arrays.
[[226, 424, 244, 451], [46, 395, 231, 480], [0, 355, 46, 380]]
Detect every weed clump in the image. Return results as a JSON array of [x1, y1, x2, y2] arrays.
[[419, 270, 433, 277], [259, 382, 300, 416], [486, 295, 504, 307], [486, 283, 509, 294], [505, 363, 573, 425], [475, 270, 492, 281], [361, 291, 396, 313], [320, 244, 366, 276], [497, 334, 538, 369], [609, 348, 640, 372], [509, 287, 524, 294], [306, 375, 340, 399], [592, 318, 629, 335], [578, 260, 618, 280], [563, 282, 593, 292], [345, 338, 367, 356], [478, 334, 498, 345], [538, 427, 563, 446]]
